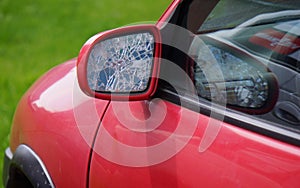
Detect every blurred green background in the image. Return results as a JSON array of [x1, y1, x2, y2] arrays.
[[0, 0, 171, 186]]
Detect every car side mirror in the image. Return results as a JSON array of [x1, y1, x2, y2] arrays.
[[77, 25, 161, 100]]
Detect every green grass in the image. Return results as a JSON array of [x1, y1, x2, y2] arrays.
[[0, 0, 171, 186]]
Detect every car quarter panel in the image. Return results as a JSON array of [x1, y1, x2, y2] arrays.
[[9, 59, 109, 187], [89, 100, 300, 188]]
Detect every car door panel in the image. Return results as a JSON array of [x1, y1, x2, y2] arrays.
[[89, 99, 300, 187]]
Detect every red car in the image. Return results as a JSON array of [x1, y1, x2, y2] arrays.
[[3, 0, 300, 187]]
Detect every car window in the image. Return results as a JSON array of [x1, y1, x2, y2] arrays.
[[187, 0, 300, 134], [198, 0, 300, 33]]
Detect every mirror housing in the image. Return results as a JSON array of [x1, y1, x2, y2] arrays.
[[77, 25, 161, 100]]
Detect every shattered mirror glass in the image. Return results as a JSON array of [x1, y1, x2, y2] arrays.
[[87, 32, 155, 93]]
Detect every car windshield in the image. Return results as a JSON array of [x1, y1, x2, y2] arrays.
[[198, 0, 300, 33]]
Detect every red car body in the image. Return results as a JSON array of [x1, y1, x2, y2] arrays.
[[3, 0, 300, 187]]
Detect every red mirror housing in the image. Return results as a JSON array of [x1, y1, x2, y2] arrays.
[[77, 25, 161, 101]]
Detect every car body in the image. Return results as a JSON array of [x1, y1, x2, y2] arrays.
[[3, 0, 300, 187]]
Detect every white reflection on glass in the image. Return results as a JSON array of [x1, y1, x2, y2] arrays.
[[87, 32, 154, 92]]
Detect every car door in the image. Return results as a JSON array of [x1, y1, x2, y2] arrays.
[[88, 86, 300, 187]]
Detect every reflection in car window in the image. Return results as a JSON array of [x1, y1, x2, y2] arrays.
[[190, 0, 300, 131], [192, 43, 269, 109], [198, 0, 300, 33]]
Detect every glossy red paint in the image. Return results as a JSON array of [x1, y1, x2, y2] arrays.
[[77, 25, 162, 101], [10, 59, 110, 187], [89, 100, 300, 187]]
